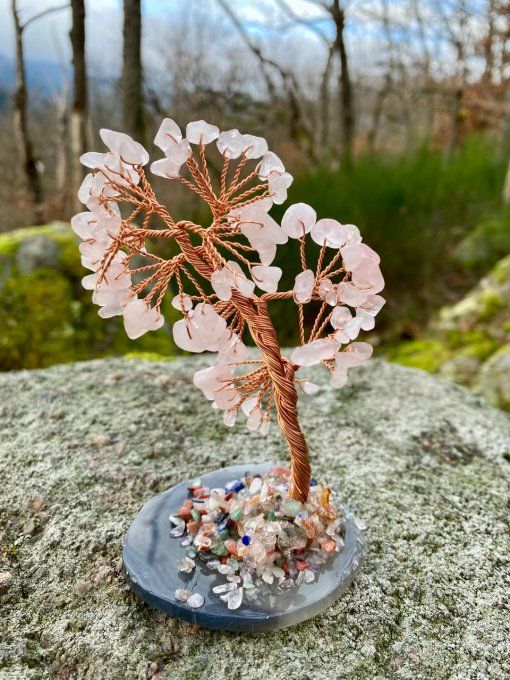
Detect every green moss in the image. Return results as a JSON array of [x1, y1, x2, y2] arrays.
[[0, 268, 76, 370], [490, 254, 510, 285], [0, 223, 177, 370], [476, 290, 506, 321], [386, 339, 451, 373]]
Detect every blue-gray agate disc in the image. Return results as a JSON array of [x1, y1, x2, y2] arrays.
[[123, 463, 366, 632]]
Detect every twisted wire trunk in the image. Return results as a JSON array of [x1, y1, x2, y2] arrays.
[[233, 295, 311, 503], [175, 232, 312, 503]]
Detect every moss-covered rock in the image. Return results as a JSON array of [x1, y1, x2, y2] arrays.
[[452, 209, 510, 275], [0, 223, 176, 370], [389, 253, 510, 410]]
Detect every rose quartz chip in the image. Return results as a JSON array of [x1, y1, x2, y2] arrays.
[[171, 294, 193, 312], [71, 212, 97, 239], [239, 210, 287, 265], [211, 267, 234, 301], [293, 270, 315, 303], [242, 134, 268, 159], [331, 342, 373, 388], [99, 129, 149, 166], [216, 329, 246, 360], [341, 243, 380, 272], [150, 158, 181, 179], [352, 260, 385, 295], [344, 224, 362, 244], [217, 129, 244, 159], [246, 406, 263, 431], [300, 380, 320, 394], [311, 219, 349, 248], [173, 303, 228, 353], [164, 139, 191, 166], [223, 409, 237, 427], [337, 282, 368, 307], [123, 299, 164, 339], [251, 265, 282, 293], [258, 418, 270, 436], [186, 120, 219, 144], [290, 338, 340, 367], [154, 118, 182, 150], [359, 294, 385, 316], [330, 305, 352, 330], [282, 203, 317, 239], [193, 364, 233, 401], [268, 171, 293, 204], [258, 151, 285, 178], [227, 261, 255, 298], [317, 278, 337, 306]]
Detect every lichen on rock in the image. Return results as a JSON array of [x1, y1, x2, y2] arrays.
[[0, 356, 509, 678], [388, 253, 510, 410]]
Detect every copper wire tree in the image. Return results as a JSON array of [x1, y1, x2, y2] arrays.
[[73, 119, 385, 503]]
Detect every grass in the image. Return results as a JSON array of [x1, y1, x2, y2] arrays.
[[270, 134, 508, 343]]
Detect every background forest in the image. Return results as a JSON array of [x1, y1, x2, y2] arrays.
[[1, 0, 509, 409]]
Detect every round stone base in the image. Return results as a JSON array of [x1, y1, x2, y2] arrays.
[[123, 462, 366, 632]]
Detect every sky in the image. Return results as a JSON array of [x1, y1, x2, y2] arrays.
[[0, 0, 489, 88], [0, 0, 332, 63]]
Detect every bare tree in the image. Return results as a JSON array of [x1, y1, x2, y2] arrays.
[[10, 0, 68, 224], [330, 0, 354, 165], [122, 0, 144, 142], [69, 0, 87, 211], [216, 0, 316, 158], [11, 0, 43, 223]]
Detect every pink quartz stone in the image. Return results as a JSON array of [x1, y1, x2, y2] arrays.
[[217, 129, 245, 159], [267, 171, 293, 204], [99, 129, 149, 166], [123, 299, 164, 339], [359, 294, 386, 316], [258, 151, 285, 178], [150, 158, 181, 178], [242, 134, 268, 159], [211, 267, 234, 301], [185, 120, 220, 144], [330, 305, 352, 330], [351, 260, 385, 295], [154, 118, 183, 150], [71, 212, 97, 240], [293, 269, 315, 303], [290, 338, 340, 367], [193, 364, 233, 401], [311, 219, 348, 248], [337, 282, 368, 307], [317, 278, 337, 306], [227, 261, 256, 298], [281, 203, 317, 239], [171, 294, 193, 312], [163, 139, 191, 166], [251, 265, 282, 293]]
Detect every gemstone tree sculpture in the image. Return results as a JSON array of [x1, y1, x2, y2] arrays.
[[73, 119, 385, 505]]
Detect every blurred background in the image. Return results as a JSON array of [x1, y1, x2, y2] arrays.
[[0, 0, 509, 410]]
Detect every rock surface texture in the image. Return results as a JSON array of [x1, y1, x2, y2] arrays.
[[0, 357, 509, 679]]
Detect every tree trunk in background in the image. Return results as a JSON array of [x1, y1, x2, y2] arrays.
[[122, 0, 144, 142], [331, 0, 354, 167], [319, 46, 334, 151], [69, 0, 88, 212], [11, 0, 44, 224]]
